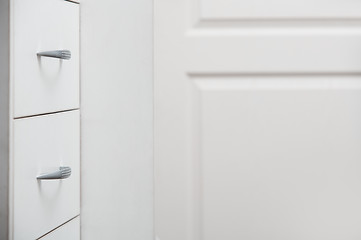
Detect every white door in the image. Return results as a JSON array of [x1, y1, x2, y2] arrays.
[[155, 1, 361, 240]]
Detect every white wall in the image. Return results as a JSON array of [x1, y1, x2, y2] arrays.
[[80, 1, 153, 239]]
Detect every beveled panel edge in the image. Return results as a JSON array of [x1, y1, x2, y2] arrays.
[[187, 72, 361, 239], [189, 0, 361, 29]]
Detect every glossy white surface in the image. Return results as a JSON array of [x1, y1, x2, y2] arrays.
[[13, 111, 80, 240], [40, 217, 80, 240], [155, 0, 361, 239], [81, 0, 153, 239], [13, 0, 79, 117]]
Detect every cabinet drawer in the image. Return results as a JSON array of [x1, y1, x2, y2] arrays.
[[13, 111, 80, 240], [40, 217, 80, 240], [14, 0, 79, 118]]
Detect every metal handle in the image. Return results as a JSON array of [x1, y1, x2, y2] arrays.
[[37, 166, 72, 180], [37, 50, 71, 60]]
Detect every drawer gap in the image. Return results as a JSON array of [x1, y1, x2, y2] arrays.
[[36, 215, 80, 240], [14, 108, 79, 120]]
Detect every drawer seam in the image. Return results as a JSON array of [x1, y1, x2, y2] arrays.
[[36, 215, 80, 240]]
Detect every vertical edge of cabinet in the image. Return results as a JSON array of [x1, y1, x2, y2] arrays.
[[0, 0, 10, 239]]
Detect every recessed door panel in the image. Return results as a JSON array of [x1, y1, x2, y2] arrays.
[[196, 76, 361, 239]]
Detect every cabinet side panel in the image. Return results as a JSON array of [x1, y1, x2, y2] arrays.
[[81, 0, 154, 239], [0, 0, 10, 239]]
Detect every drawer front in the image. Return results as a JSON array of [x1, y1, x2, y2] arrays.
[[14, 0, 79, 118], [13, 111, 80, 240], [40, 217, 80, 240]]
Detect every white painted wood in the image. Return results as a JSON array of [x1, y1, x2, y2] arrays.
[[80, 0, 153, 239], [1, 1, 80, 239], [13, 111, 80, 240], [155, 1, 361, 240], [40, 217, 80, 240], [196, 76, 361, 239], [13, 0, 79, 118], [199, 0, 361, 20]]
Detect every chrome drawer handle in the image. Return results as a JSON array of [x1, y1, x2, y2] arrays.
[[37, 50, 71, 60], [37, 166, 72, 180]]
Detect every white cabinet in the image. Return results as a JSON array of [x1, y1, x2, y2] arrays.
[[13, 111, 80, 240], [0, 0, 81, 239], [14, 0, 79, 118]]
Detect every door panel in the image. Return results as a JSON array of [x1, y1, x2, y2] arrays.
[[196, 76, 361, 240], [155, 0, 361, 239], [199, 0, 361, 20], [184, 34, 361, 73]]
